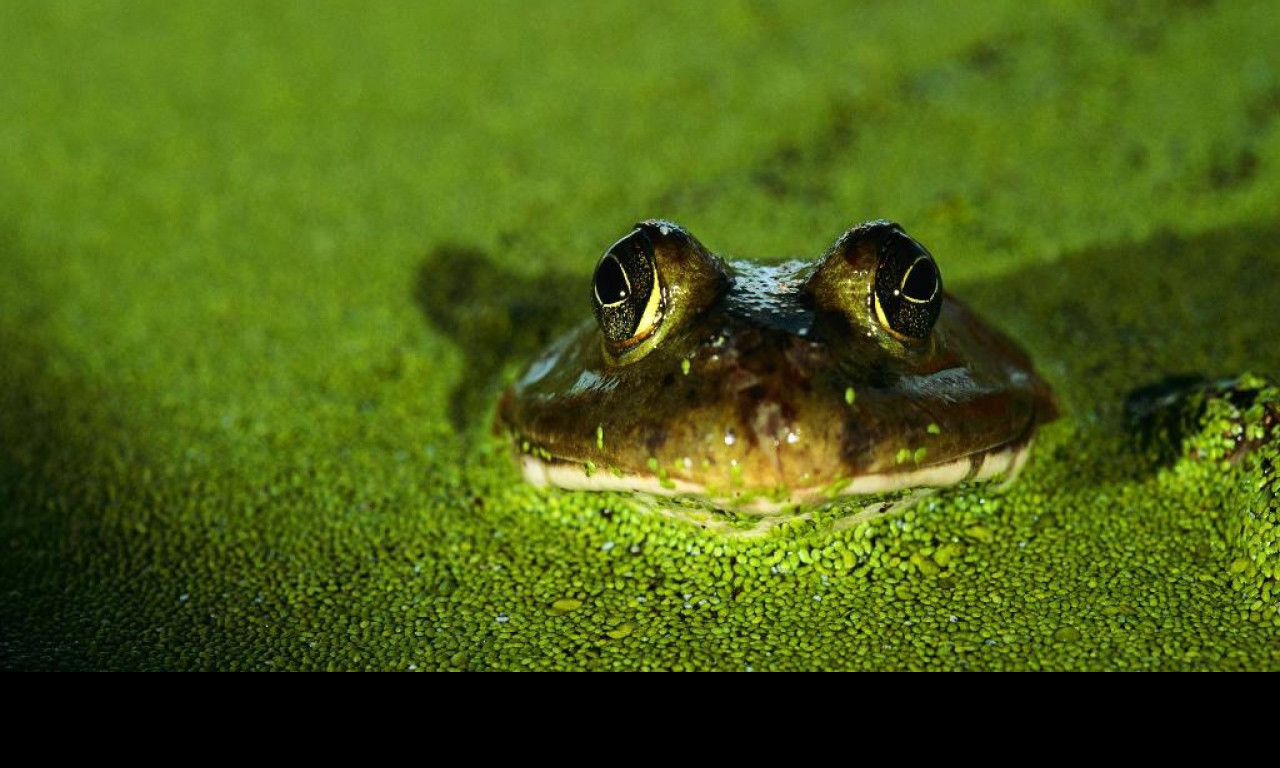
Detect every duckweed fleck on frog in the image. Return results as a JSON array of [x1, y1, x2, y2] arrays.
[[498, 221, 1058, 533]]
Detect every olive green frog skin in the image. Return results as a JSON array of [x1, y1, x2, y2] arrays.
[[498, 220, 1058, 532]]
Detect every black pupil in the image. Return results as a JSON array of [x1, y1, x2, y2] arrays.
[[595, 256, 629, 304], [902, 259, 937, 301]]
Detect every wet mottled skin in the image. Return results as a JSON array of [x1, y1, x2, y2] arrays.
[[499, 221, 1057, 518]]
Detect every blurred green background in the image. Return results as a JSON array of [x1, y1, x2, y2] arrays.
[[2, 1, 1278, 670]]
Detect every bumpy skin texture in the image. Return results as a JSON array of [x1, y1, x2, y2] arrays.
[[499, 221, 1056, 502]]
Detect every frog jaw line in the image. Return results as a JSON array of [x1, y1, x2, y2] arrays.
[[518, 437, 1034, 516]]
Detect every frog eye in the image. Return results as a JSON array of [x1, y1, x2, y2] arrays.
[[593, 228, 663, 348], [872, 229, 943, 341]]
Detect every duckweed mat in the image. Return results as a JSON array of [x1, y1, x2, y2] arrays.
[[1, 0, 1278, 670]]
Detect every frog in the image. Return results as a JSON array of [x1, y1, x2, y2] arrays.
[[497, 220, 1058, 533]]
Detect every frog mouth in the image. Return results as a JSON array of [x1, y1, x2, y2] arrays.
[[515, 427, 1037, 527]]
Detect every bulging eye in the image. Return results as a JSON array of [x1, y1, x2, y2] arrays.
[[593, 228, 663, 347], [872, 229, 943, 341]]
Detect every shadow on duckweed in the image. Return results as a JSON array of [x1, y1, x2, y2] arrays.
[[958, 219, 1280, 414], [414, 244, 581, 433], [0, 231, 177, 668]]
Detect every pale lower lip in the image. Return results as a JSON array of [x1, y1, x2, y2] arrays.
[[518, 437, 1034, 520]]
